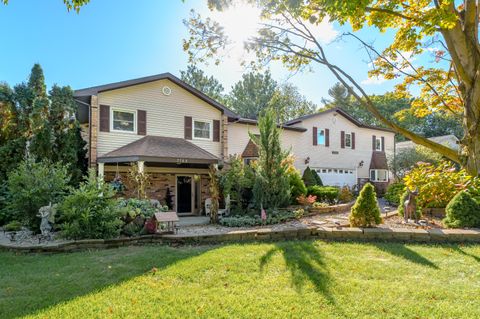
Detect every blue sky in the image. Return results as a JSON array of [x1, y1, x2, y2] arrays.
[[0, 0, 407, 106]]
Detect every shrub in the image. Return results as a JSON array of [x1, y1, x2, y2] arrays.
[[312, 202, 329, 208], [122, 221, 144, 237], [307, 186, 339, 204], [403, 161, 470, 208], [384, 182, 406, 206], [4, 220, 22, 232], [349, 183, 382, 227], [302, 166, 323, 187], [220, 155, 254, 211], [288, 168, 307, 204], [443, 191, 480, 228], [296, 194, 317, 207], [58, 170, 123, 240], [3, 159, 70, 231], [338, 186, 354, 203], [397, 190, 422, 218], [117, 198, 163, 219], [220, 210, 296, 227], [251, 109, 290, 209]]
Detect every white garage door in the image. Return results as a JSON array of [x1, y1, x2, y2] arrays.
[[314, 168, 356, 187]]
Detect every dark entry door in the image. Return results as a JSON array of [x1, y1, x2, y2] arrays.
[[177, 176, 192, 213]]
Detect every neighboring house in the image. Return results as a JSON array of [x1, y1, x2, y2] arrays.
[[74, 73, 395, 215], [230, 108, 395, 193], [396, 134, 459, 152]]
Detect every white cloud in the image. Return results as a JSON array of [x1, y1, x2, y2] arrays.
[[361, 76, 387, 85], [307, 17, 338, 44]]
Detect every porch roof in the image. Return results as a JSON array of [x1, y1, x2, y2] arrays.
[[97, 135, 220, 164], [369, 151, 388, 170]]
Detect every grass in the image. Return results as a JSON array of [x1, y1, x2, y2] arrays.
[[1, 241, 480, 318]]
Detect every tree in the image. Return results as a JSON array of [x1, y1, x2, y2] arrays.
[[180, 64, 226, 103], [349, 183, 382, 227], [324, 83, 463, 141], [227, 70, 277, 119], [227, 70, 316, 121], [250, 108, 290, 209], [2, 0, 89, 12], [0, 65, 87, 185], [389, 146, 444, 180], [269, 83, 317, 123], [184, 0, 480, 176]]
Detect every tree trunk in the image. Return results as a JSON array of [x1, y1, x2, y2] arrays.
[[462, 89, 480, 176]]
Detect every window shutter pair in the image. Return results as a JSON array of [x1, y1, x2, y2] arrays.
[[340, 131, 355, 149], [312, 127, 329, 146], [184, 116, 220, 142], [99, 104, 146, 135], [371, 135, 385, 151]]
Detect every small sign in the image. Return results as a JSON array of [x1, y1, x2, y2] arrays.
[[332, 151, 339, 155], [176, 158, 189, 164]]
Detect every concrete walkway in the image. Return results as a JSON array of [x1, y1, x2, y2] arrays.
[[178, 216, 210, 227]]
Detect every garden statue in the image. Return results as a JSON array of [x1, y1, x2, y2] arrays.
[[37, 203, 56, 240], [404, 188, 419, 224], [150, 199, 161, 210]]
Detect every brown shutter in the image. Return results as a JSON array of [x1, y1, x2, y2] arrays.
[[351, 132, 355, 150], [372, 135, 376, 150], [99, 105, 110, 132], [184, 116, 192, 140], [341, 131, 345, 148], [325, 128, 330, 147], [313, 127, 317, 145], [381, 136, 385, 152], [213, 120, 220, 142], [137, 110, 146, 135]]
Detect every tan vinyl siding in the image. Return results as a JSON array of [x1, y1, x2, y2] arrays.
[[228, 112, 395, 180], [96, 79, 222, 157]]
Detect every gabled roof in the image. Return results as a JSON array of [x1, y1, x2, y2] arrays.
[[97, 135, 219, 164], [396, 134, 459, 151], [74, 72, 238, 118], [242, 138, 259, 158], [285, 107, 395, 133], [232, 117, 307, 132]]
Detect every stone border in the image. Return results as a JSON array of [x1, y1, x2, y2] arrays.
[[307, 201, 355, 215], [1, 226, 480, 253]]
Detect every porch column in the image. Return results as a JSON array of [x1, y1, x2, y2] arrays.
[[98, 162, 105, 180], [138, 161, 145, 173]]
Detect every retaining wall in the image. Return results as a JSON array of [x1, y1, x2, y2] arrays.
[[1, 226, 480, 253]]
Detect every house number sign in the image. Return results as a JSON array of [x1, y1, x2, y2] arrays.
[[176, 158, 189, 164]]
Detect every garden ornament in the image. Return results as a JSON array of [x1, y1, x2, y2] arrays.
[[404, 188, 419, 224], [150, 199, 161, 210], [37, 203, 56, 240]]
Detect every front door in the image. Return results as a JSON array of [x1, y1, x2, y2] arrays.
[[177, 175, 193, 214]]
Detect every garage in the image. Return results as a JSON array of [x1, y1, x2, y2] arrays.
[[313, 168, 357, 187]]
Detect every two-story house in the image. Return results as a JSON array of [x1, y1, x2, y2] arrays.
[[74, 73, 394, 215]]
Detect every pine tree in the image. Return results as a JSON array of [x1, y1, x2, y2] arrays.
[[251, 108, 290, 209], [349, 183, 382, 227], [302, 166, 317, 187]]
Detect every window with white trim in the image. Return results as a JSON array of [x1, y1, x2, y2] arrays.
[[193, 119, 212, 140], [112, 109, 136, 133], [375, 137, 382, 151], [370, 169, 388, 182], [317, 129, 325, 145], [345, 133, 352, 148]]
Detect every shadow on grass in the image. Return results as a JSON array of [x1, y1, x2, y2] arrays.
[[372, 243, 439, 269], [0, 244, 212, 319], [450, 244, 480, 262], [259, 241, 336, 305]]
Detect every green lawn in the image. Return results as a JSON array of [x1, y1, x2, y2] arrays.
[[1, 241, 480, 319]]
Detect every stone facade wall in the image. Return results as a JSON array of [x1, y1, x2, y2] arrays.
[[90, 95, 98, 167], [104, 170, 210, 214]]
